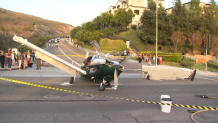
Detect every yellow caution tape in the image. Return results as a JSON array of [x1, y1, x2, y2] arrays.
[[0, 77, 217, 110]]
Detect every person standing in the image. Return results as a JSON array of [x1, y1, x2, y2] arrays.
[[32, 50, 35, 62], [35, 56, 41, 70], [17, 52, 22, 70], [11, 51, 15, 66], [152, 54, 156, 65], [144, 54, 148, 64], [121, 49, 124, 56], [138, 52, 142, 63], [27, 50, 30, 62], [22, 51, 26, 69], [6, 50, 12, 71], [0, 50, 5, 69]]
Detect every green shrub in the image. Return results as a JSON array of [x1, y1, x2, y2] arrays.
[[179, 58, 195, 68], [131, 25, 137, 30], [100, 28, 121, 36], [208, 62, 218, 69]]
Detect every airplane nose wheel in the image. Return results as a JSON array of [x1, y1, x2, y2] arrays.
[[99, 82, 106, 91]]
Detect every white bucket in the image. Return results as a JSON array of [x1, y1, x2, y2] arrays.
[[160, 95, 172, 113]]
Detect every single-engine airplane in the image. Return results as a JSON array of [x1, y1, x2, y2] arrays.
[[13, 35, 133, 91], [77, 40, 133, 91]]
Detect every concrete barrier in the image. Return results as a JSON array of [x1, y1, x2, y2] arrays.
[[142, 65, 196, 80]]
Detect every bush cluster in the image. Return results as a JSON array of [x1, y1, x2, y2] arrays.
[[179, 58, 195, 68], [100, 28, 121, 36], [208, 62, 218, 69]]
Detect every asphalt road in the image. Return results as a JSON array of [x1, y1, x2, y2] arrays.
[[0, 39, 218, 123]]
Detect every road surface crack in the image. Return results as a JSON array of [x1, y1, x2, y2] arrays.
[[96, 101, 115, 123], [129, 113, 140, 123], [53, 115, 56, 123]]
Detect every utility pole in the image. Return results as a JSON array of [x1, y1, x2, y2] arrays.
[[206, 48, 207, 71]]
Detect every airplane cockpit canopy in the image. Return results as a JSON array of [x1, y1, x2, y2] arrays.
[[92, 55, 102, 61]]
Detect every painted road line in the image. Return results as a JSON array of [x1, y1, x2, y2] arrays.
[[0, 77, 218, 111], [58, 46, 81, 66]]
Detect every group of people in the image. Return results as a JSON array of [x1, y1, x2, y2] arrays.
[[138, 52, 162, 65], [0, 48, 39, 71]]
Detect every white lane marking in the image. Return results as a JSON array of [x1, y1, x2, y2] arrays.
[[58, 46, 81, 67], [60, 82, 73, 86], [196, 76, 218, 82], [125, 69, 141, 71]]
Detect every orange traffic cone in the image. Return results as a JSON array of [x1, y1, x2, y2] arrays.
[[40, 60, 43, 66]]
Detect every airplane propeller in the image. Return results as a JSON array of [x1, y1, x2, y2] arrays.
[[113, 67, 118, 90]]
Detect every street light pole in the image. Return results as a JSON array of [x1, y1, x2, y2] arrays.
[[155, 0, 158, 66]]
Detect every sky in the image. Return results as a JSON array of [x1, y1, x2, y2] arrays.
[[0, 0, 217, 27]]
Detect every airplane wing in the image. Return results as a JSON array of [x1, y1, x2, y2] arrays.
[[13, 35, 86, 76]]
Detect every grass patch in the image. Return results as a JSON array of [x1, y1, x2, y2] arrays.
[[122, 29, 170, 52], [161, 61, 181, 67], [193, 63, 218, 72], [123, 29, 153, 51], [161, 62, 218, 73]]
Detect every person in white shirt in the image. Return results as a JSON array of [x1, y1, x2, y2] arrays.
[[11, 51, 15, 66]]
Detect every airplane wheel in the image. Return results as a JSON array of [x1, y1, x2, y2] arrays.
[[99, 83, 105, 91], [147, 74, 150, 80], [69, 77, 74, 84]]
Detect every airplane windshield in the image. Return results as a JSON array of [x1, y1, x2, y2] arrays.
[[92, 55, 101, 61]]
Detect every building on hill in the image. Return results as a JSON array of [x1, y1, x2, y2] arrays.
[[165, 2, 218, 14], [108, 0, 165, 29]]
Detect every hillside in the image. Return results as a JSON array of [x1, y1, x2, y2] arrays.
[[0, 8, 74, 51], [0, 8, 73, 37]]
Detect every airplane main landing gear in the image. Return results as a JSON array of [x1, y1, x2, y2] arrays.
[[69, 77, 75, 84], [99, 83, 105, 91]]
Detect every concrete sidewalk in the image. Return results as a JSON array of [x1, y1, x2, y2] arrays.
[[0, 64, 71, 77]]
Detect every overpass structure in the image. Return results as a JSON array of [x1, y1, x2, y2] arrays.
[[13, 35, 86, 78]]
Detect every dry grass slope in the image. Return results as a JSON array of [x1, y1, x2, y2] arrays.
[[0, 8, 73, 37]]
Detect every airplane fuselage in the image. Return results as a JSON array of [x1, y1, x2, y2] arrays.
[[81, 56, 124, 83]]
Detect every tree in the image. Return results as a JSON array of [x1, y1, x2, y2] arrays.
[[188, 30, 203, 53], [202, 0, 218, 34], [114, 8, 134, 30], [169, 0, 191, 36], [88, 31, 100, 42], [211, 35, 218, 55], [188, 0, 203, 31], [139, 9, 156, 44], [92, 16, 102, 30], [139, 1, 172, 45], [101, 12, 115, 28], [81, 21, 98, 31], [157, 4, 173, 45], [70, 26, 81, 39], [170, 30, 187, 52], [76, 30, 100, 43]]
